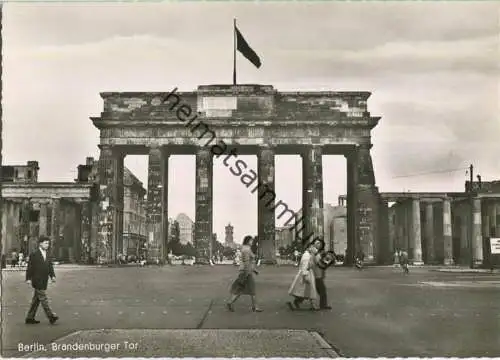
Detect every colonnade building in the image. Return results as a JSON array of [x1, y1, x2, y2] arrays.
[[384, 181, 500, 266]]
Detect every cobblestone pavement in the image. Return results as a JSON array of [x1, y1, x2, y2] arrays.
[[2, 265, 499, 357]]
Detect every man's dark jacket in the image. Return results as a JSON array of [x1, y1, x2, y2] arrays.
[[25, 249, 55, 290]]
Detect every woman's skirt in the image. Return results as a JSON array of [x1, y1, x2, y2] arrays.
[[230, 271, 256, 296]]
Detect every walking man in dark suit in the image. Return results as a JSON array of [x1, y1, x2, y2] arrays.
[[25, 236, 58, 325]]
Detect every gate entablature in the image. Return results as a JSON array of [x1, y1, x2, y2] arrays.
[[92, 85, 380, 151]]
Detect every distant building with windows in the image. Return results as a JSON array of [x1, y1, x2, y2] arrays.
[[275, 226, 294, 251], [1, 159, 97, 263], [176, 213, 194, 245], [76, 157, 147, 258], [1, 161, 39, 183]]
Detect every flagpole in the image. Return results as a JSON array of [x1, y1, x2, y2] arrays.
[[233, 18, 236, 86]]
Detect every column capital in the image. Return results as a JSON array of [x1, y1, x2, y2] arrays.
[[258, 144, 276, 152], [148, 145, 171, 159], [196, 147, 214, 159], [357, 142, 373, 150], [299, 145, 323, 158], [98, 144, 124, 158]]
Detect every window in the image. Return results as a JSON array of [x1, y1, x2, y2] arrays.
[[27, 170, 33, 179]]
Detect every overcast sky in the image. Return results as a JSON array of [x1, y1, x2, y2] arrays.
[[3, 2, 499, 243]]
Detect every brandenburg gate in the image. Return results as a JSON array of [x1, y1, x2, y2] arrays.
[[91, 84, 381, 264]]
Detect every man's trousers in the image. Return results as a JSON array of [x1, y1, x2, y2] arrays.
[[26, 289, 54, 320]]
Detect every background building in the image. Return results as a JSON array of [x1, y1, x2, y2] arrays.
[[176, 213, 194, 245], [122, 168, 147, 257], [330, 206, 347, 256], [275, 225, 294, 252], [1, 160, 97, 263], [1, 161, 39, 183], [224, 223, 237, 248], [78, 157, 147, 259]]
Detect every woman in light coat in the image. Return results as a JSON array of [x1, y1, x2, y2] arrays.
[[287, 242, 319, 311]]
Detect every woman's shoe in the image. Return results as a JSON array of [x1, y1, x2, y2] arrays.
[[252, 306, 263, 312], [226, 303, 234, 312]]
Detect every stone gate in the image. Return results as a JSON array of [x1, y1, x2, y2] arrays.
[[91, 84, 381, 264]]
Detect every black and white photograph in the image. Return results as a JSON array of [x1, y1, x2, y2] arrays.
[[1, 1, 499, 358]]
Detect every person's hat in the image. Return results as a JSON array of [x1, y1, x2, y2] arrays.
[[38, 236, 50, 243], [305, 237, 325, 252]]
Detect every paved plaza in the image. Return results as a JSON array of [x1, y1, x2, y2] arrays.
[[2, 265, 499, 357]]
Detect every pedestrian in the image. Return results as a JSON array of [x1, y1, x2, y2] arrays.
[[25, 236, 58, 325], [11, 249, 18, 268], [312, 240, 335, 310], [287, 240, 320, 311], [355, 249, 365, 270], [393, 249, 400, 267], [251, 236, 261, 266], [226, 235, 262, 312], [399, 250, 410, 274]]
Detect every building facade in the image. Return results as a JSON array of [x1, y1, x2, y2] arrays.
[[122, 168, 147, 257], [329, 206, 347, 256], [275, 225, 294, 252], [176, 213, 194, 245], [1, 160, 97, 263], [77, 157, 147, 260], [1, 161, 39, 183], [383, 179, 500, 266]]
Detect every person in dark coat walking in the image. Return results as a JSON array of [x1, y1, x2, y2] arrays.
[[25, 236, 58, 325]]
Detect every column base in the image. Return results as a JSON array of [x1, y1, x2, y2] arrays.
[[412, 261, 424, 266], [362, 258, 377, 265], [194, 258, 211, 265], [473, 260, 483, 267], [444, 258, 454, 265]]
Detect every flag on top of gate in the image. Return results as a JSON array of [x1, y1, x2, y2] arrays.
[[235, 23, 261, 69], [233, 19, 262, 85]]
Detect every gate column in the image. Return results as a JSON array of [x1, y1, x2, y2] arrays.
[[345, 151, 357, 265], [354, 143, 380, 264], [424, 202, 435, 264], [443, 197, 454, 265], [472, 197, 483, 266], [50, 198, 60, 259], [195, 147, 213, 264], [146, 146, 169, 263], [257, 145, 276, 264], [98, 145, 124, 263], [301, 145, 324, 247], [411, 198, 423, 265]]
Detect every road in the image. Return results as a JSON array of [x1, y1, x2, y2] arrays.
[[2, 265, 499, 357]]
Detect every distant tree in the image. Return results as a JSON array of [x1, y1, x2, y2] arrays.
[[168, 220, 181, 255]]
